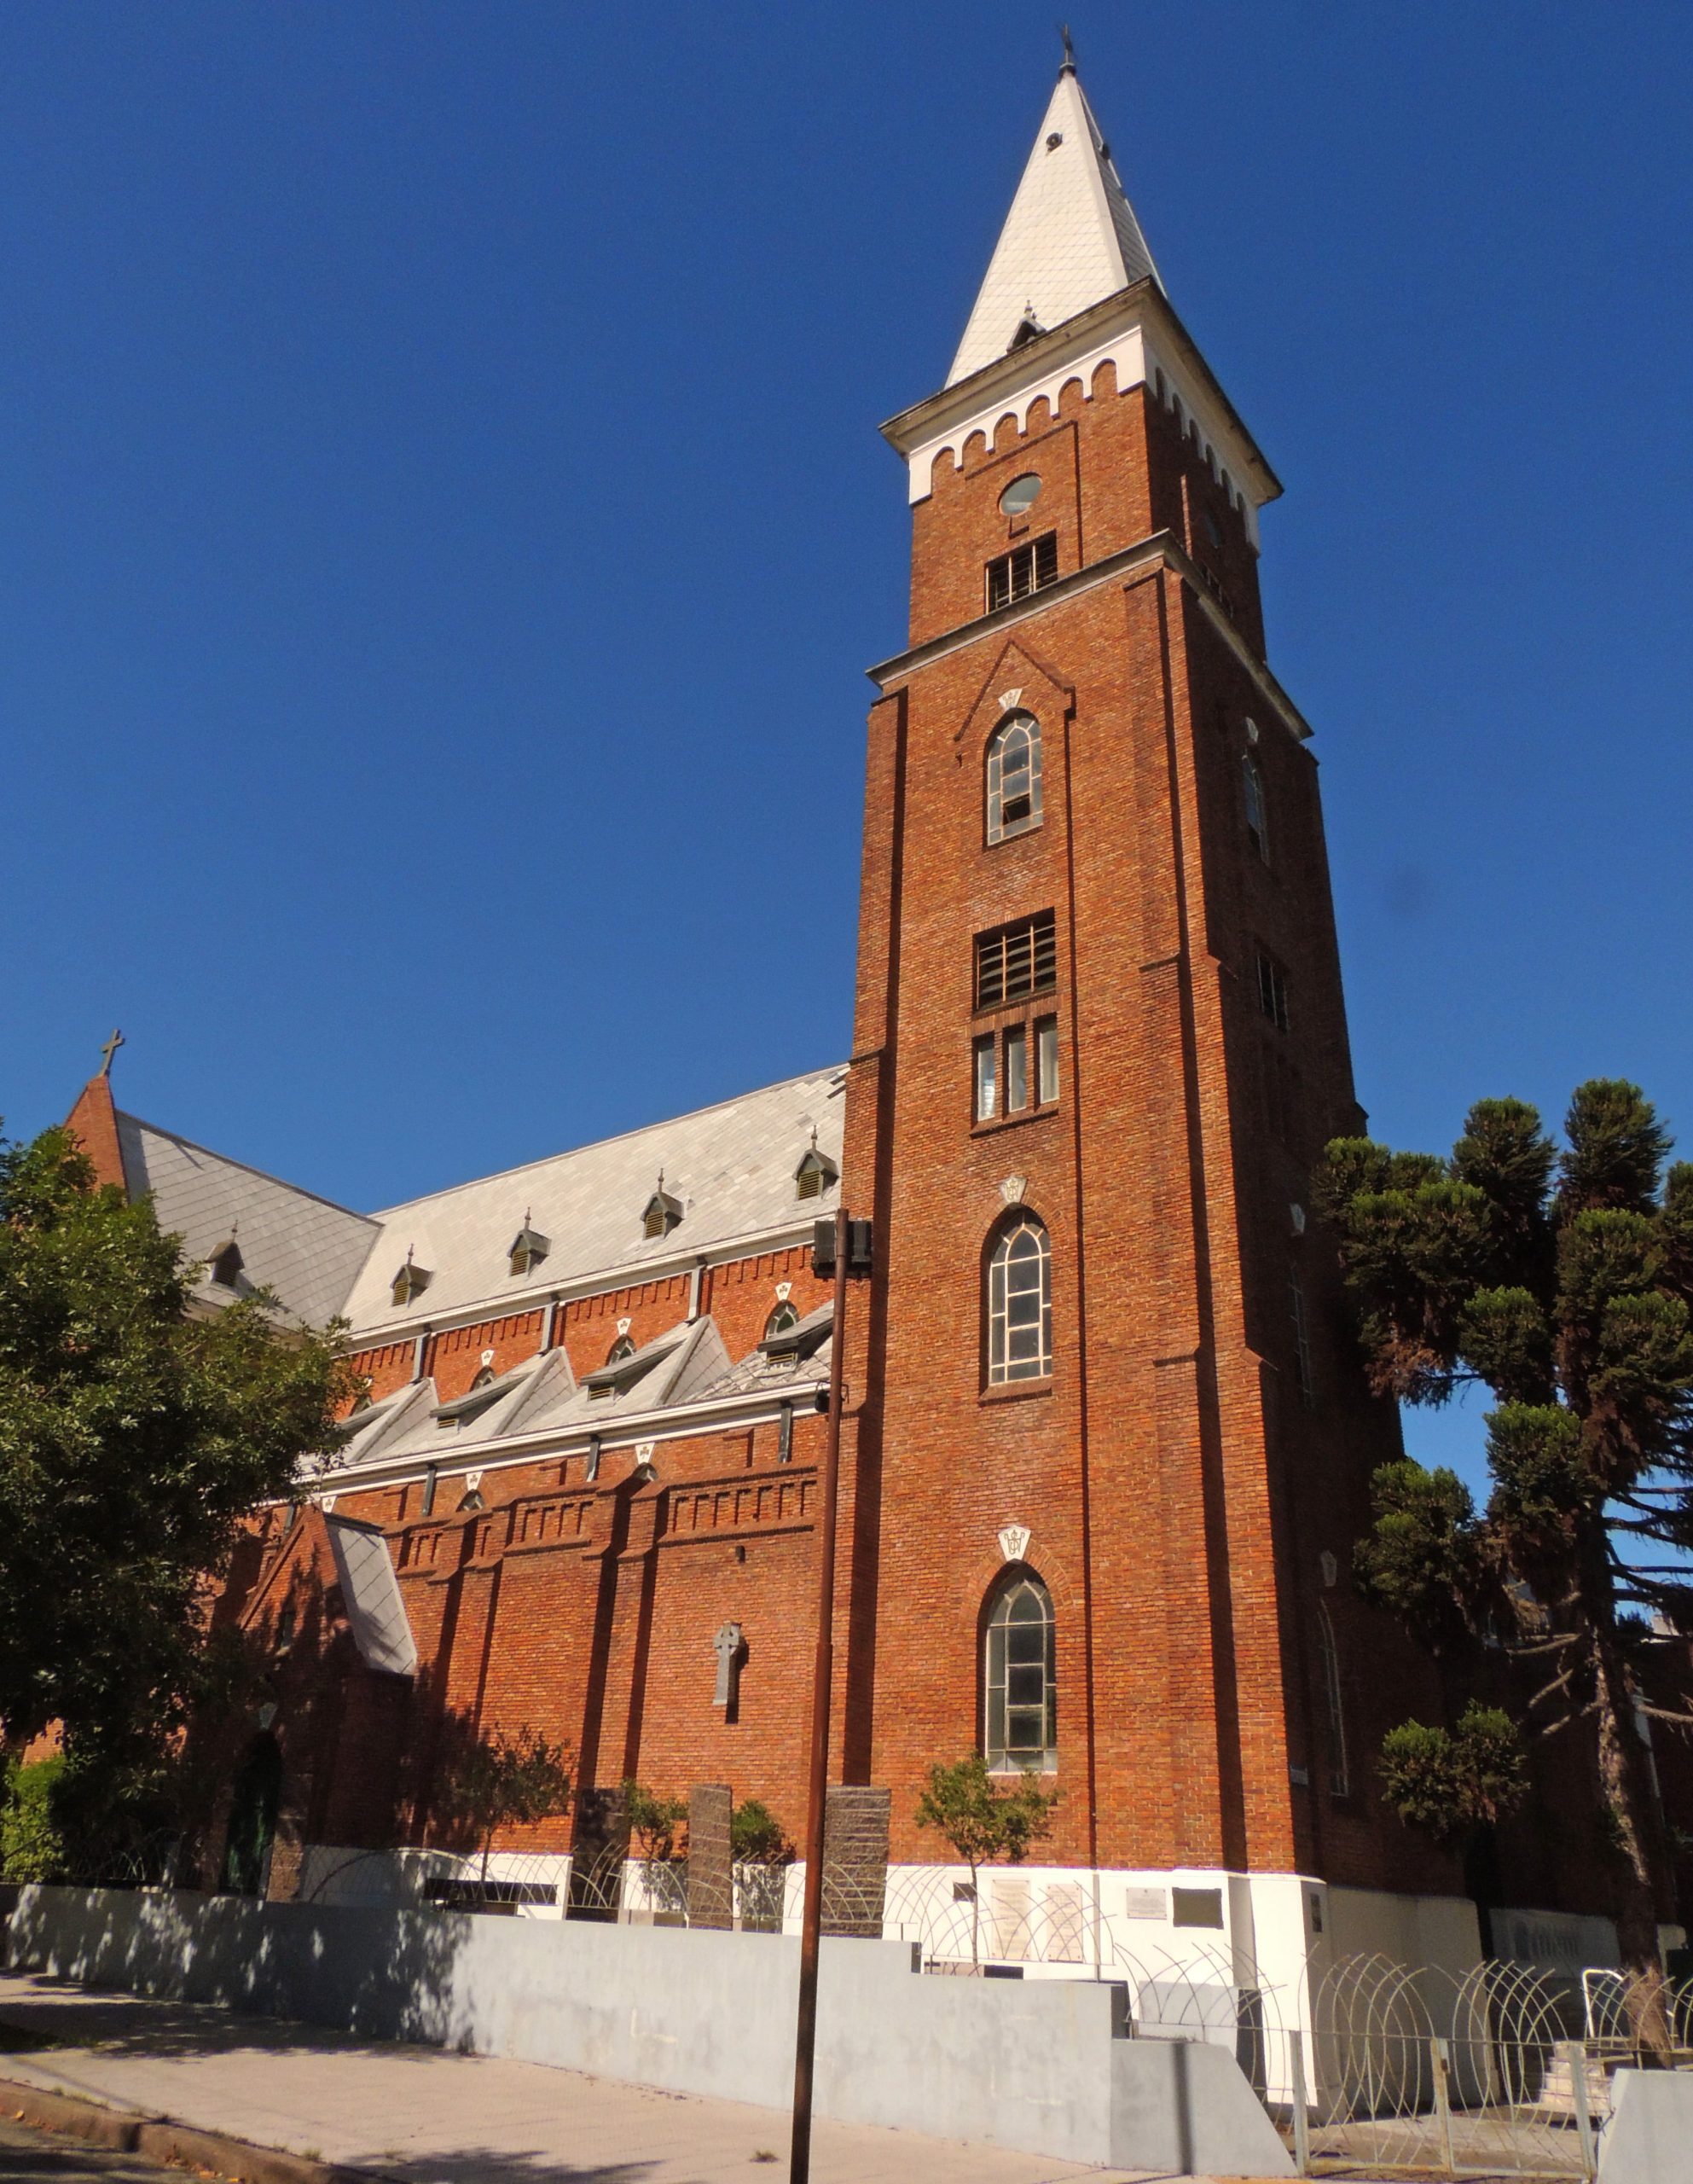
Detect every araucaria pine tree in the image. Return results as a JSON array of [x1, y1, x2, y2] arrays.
[[1319, 1083, 1693, 1993]]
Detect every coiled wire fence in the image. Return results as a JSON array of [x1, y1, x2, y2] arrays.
[[293, 1847, 1693, 2176]]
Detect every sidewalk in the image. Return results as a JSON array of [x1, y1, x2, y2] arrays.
[[0, 1972, 1169, 2184]]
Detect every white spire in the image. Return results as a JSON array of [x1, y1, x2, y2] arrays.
[[948, 61, 1163, 388]]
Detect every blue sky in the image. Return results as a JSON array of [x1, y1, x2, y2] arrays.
[[3, 5, 1689, 1490]]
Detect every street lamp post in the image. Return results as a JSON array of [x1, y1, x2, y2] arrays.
[[788, 1204, 857, 2184]]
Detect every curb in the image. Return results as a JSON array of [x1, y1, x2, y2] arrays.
[[0, 2073, 374, 2184]]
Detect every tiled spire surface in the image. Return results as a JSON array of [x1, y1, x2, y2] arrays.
[[948, 61, 1162, 388]]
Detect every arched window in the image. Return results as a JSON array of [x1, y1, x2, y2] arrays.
[[985, 713, 1043, 844], [763, 1301, 800, 1340], [1318, 1603, 1349, 1797], [986, 1215, 1052, 1384], [469, 1366, 496, 1392], [456, 1487, 485, 1514], [606, 1334, 636, 1367], [985, 1573, 1057, 1770], [1242, 752, 1268, 863]]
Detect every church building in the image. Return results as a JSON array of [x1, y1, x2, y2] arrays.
[[61, 53, 1660, 1987]]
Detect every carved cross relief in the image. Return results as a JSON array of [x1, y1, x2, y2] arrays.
[[713, 1620, 745, 1709]]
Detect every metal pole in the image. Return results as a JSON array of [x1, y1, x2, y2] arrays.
[[789, 1208, 851, 2184], [1288, 2029, 1312, 2177], [1430, 2036, 1457, 2181], [1563, 2039, 1597, 2179]]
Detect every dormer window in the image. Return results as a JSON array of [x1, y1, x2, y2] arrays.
[[795, 1146, 838, 1202], [591, 1334, 635, 1396], [470, 1366, 496, 1392], [391, 1253, 432, 1307], [508, 1224, 550, 1277], [641, 1178, 683, 1240], [206, 1240, 244, 1289], [758, 1299, 834, 1368]]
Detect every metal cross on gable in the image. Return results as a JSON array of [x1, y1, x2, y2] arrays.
[[99, 1028, 125, 1077]]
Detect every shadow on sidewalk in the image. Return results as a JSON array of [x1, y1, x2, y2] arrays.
[[0, 1978, 454, 2065]]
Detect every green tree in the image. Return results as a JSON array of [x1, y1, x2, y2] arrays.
[[915, 1755, 1057, 1962], [729, 1797, 793, 1867], [620, 1777, 688, 1864], [1319, 1082, 1693, 2010], [439, 1722, 575, 1885], [0, 1123, 351, 1791], [0, 1755, 67, 1882]]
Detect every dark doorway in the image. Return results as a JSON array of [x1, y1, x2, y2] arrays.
[[221, 1732, 282, 1896]]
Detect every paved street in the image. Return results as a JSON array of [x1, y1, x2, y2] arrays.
[[0, 1973, 1169, 2184]]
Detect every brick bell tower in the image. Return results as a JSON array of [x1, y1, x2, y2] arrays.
[[838, 50, 1442, 1917]]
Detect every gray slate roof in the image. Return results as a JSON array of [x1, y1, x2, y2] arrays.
[[116, 1112, 378, 1329], [340, 1066, 845, 1338]]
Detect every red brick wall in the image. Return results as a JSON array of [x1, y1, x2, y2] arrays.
[[62, 1075, 127, 1191], [843, 363, 1444, 1884]]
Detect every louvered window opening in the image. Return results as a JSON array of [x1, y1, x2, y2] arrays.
[[976, 912, 1057, 1010], [986, 532, 1058, 614]]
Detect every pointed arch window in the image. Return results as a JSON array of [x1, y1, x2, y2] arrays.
[[1242, 752, 1269, 863], [985, 1572, 1057, 1770], [986, 712, 1043, 844], [1318, 1603, 1349, 1797], [762, 1301, 800, 1342], [986, 1214, 1052, 1384], [606, 1334, 636, 1367]]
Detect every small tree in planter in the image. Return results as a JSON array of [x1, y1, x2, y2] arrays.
[[730, 1796, 794, 1930], [916, 1756, 1057, 1965], [439, 1722, 574, 1893], [620, 1778, 690, 1917]]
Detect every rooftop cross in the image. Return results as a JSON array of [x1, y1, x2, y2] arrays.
[[98, 1028, 125, 1078]]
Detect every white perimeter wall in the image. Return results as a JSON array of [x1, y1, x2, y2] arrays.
[[4, 1885, 1291, 2178]]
